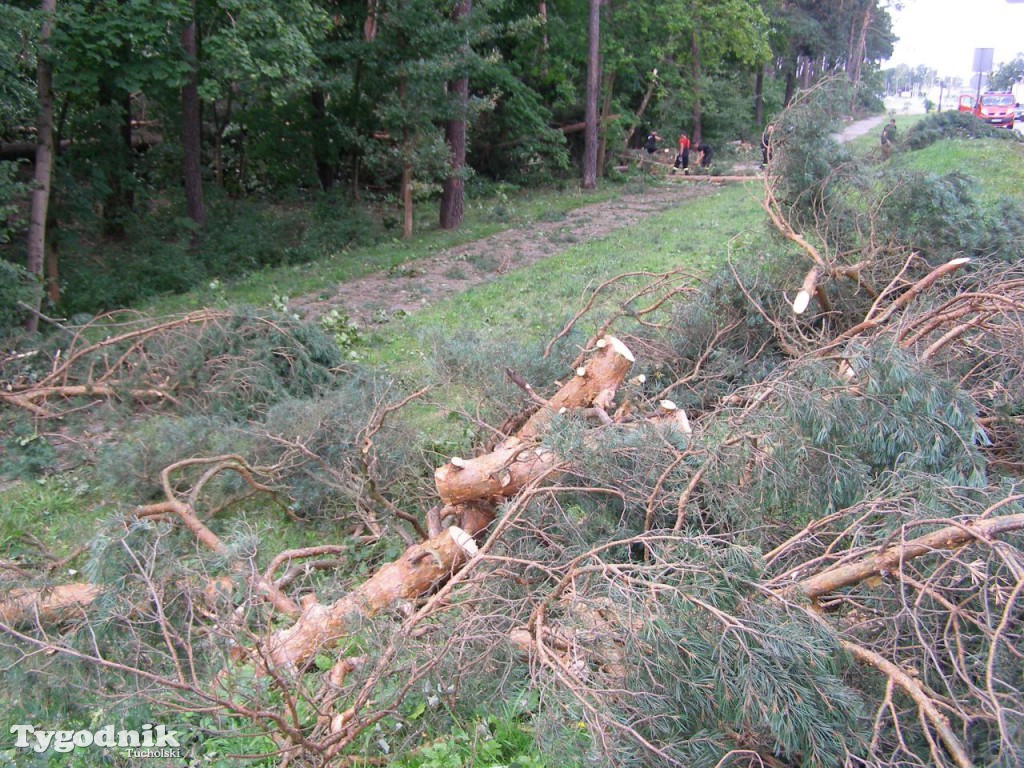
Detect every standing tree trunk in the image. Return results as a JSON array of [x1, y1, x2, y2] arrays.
[[784, 64, 796, 107], [596, 69, 614, 176], [311, 88, 335, 191], [25, 0, 56, 334], [689, 5, 703, 144], [440, 0, 471, 229], [754, 66, 764, 126], [181, 2, 206, 232], [582, 0, 600, 189], [399, 75, 413, 239], [847, 1, 872, 87]]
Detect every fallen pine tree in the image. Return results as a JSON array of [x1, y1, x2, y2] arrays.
[[3, 98, 1024, 768]]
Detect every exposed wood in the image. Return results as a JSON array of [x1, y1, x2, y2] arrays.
[[517, 335, 634, 440], [435, 437, 561, 506], [262, 526, 481, 671], [842, 640, 974, 768], [0, 583, 101, 627], [794, 512, 1024, 601]]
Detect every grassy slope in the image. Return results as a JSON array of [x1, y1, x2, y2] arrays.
[[367, 183, 765, 365]]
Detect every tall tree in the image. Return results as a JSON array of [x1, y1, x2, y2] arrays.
[[582, 0, 600, 189], [181, 0, 205, 231], [25, 0, 56, 334], [440, 0, 472, 229]]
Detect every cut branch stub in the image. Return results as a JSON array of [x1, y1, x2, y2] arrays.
[[263, 526, 479, 672], [435, 438, 560, 506], [518, 335, 634, 440]]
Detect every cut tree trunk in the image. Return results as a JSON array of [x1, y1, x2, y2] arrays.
[[263, 525, 481, 671]]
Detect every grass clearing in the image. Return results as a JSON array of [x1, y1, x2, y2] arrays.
[[365, 182, 767, 369], [887, 136, 1024, 202], [142, 183, 638, 317]]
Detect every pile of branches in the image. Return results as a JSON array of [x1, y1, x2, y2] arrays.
[[3, 96, 1024, 768]]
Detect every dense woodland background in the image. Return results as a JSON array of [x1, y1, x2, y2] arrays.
[[3, 1, 1024, 767]]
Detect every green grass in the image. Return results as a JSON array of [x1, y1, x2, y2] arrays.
[[365, 183, 766, 368], [843, 113, 925, 156], [0, 474, 109, 566], [887, 136, 1024, 202], [142, 183, 638, 317]]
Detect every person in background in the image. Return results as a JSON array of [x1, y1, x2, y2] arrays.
[[880, 118, 897, 158], [674, 132, 691, 172], [697, 141, 713, 168], [760, 124, 775, 167], [644, 131, 660, 154]]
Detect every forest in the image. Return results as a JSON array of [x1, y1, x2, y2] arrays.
[[3, 0, 1024, 767]]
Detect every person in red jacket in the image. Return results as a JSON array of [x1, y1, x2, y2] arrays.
[[673, 132, 691, 172]]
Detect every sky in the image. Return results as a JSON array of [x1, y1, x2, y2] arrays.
[[882, 0, 1024, 82]]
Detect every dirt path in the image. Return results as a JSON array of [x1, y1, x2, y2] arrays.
[[834, 114, 886, 143], [293, 115, 883, 327], [292, 184, 712, 326]]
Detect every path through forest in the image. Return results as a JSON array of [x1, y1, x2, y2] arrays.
[[292, 116, 885, 327], [292, 183, 712, 326]]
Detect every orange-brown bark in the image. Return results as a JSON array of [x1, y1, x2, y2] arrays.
[[263, 526, 480, 671]]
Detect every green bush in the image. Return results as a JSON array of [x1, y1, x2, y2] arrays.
[[903, 110, 1022, 150], [0, 259, 38, 332]]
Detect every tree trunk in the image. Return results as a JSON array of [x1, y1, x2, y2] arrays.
[[848, 2, 871, 86], [181, 4, 206, 231], [582, 0, 600, 189], [689, 7, 703, 144], [440, 0, 471, 229], [25, 0, 56, 334], [754, 67, 764, 127], [597, 69, 615, 177], [624, 71, 658, 149], [311, 88, 335, 191]]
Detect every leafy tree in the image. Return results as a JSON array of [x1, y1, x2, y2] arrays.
[[990, 53, 1024, 92]]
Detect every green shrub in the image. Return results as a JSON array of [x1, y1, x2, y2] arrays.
[[903, 110, 1022, 150], [0, 259, 38, 332]]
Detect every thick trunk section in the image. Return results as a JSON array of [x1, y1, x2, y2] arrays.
[[440, 0, 470, 229], [264, 526, 481, 670], [596, 70, 615, 176]]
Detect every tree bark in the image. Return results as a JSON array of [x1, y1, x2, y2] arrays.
[[689, 5, 704, 144], [582, 0, 601, 189], [784, 65, 796, 107], [263, 525, 481, 671], [754, 67, 764, 127], [181, 2, 206, 231], [796, 512, 1024, 601], [597, 69, 615, 176], [25, 0, 56, 334], [311, 88, 335, 191], [440, 0, 471, 230]]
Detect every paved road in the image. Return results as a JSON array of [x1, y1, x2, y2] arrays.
[[834, 115, 886, 143]]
